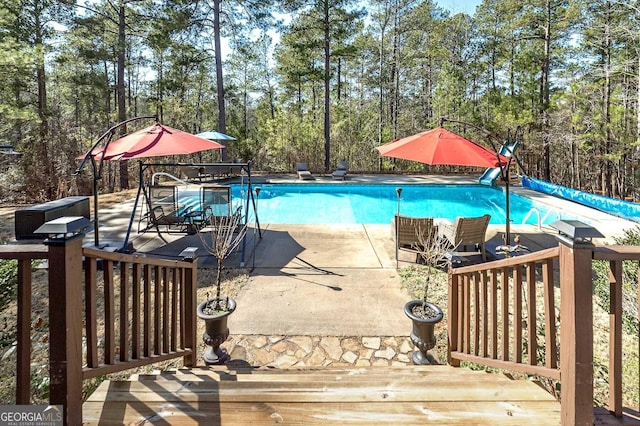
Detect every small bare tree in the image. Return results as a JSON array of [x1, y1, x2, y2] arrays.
[[197, 209, 247, 312], [412, 224, 456, 318]]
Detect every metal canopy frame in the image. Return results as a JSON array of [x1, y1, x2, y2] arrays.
[[123, 161, 262, 266]]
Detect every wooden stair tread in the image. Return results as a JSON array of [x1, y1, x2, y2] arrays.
[[83, 400, 561, 425], [84, 365, 560, 425], [87, 377, 555, 402], [132, 365, 516, 383]]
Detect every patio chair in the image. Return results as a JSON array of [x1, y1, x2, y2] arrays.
[[331, 161, 349, 180], [145, 185, 192, 233], [438, 214, 491, 260], [393, 214, 436, 252], [192, 185, 243, 231], [296, 162, 314, 180]]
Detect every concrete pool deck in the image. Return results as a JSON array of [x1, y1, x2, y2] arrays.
[[86, 174, 637, 367]]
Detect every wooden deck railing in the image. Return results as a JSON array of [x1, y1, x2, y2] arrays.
[[449, 235, 640, 425], [592, 245, 640, 418], [448, 246, 561, 380], [0, 233, 198, 425]]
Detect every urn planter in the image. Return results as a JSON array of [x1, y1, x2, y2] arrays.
[[197, 297, 236, 365], [404, 300, 443, 365]]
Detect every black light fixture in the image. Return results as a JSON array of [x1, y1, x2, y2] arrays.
[[179, 247, 200, 262], [549, 220, 604, 247]]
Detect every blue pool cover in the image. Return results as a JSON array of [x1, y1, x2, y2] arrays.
[[522, 176, 640, 223]]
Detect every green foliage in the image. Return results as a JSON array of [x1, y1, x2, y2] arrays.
[[0, 259, 18, 306], [0, 259, 40, 307]]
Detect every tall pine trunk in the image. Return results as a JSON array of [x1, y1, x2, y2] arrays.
[[117, 2, 129, 190], [214, 0, 227, 161], [323, 0, 331, 172]]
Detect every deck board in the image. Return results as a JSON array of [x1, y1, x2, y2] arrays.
[[84, 366, 564, 425], [83, 401, 562, 425]]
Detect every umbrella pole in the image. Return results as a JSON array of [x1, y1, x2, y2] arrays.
[[91, 157, 100, 247], [74, 114, 157, 248], [395, 188, 402, 269], [505, 177, 511, 246], [122, 162, 145, 252]]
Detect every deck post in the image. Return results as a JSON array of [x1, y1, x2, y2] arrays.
[[447, 266, 460, 367], [552, 220, 601, 426], [180, 247, 199, 367], [45, 230, 85, 425]]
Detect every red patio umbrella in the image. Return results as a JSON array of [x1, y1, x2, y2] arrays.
[[376, 127, 507, 168], [93, 123, 224, 160]]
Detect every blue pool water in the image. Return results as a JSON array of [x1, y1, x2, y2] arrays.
[[190, 183, 570, 225]]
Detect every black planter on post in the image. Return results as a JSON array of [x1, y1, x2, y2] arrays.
[[404, 300, 443, 365], [197, 297, 236, 365]]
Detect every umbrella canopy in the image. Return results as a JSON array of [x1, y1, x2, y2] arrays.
[[196, 130, 236, 141], [93, 123, 224, 160], [376, 127, 507, 168]]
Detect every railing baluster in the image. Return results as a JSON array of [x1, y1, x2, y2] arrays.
[[473, 271, 480, 356], [457, 274, 463, 356], [132, 264, 141, 359], [542, 259, 557, 369], [144, 264, 151, 357], [490, 269, 498, 359], [120, 262, 129, 362], [513, 265, 523, 364], [464, 274, 471, 354], [163, 267, 170, 352], [501, 267, 509, 361], [154, 265, 161, 355], [481, 270, 488, 358], [85, 257, 98, 368], [16, 259, 32, 405], [527, 262, 537, 365], [609, 260, 623, 416], [180, 267, 186, 351], [103, 259, 115, 365], [171, 268, 179, 352]]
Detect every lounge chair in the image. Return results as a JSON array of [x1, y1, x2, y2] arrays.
[[296, 162, 314, 180], [331, 161, 349, 180], [181, 166, 202, 182], [438, 214, 491, 260]]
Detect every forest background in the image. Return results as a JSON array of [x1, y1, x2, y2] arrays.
[[0, 0, 638, 204]]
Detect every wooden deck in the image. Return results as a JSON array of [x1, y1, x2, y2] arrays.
[[84, 365, 565, 425]]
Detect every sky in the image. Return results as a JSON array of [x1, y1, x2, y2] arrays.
[[435, 0, 482, 15]]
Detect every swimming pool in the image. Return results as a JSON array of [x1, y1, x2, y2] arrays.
[[214, 183, 571, 225]]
